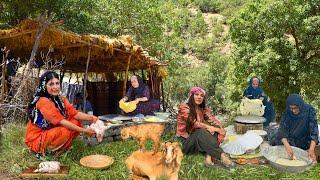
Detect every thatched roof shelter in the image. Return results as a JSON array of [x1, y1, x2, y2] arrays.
[[0, 19, 167, 115], [0, 19, 165, 73]]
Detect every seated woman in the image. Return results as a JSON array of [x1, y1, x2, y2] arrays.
[[121, 75, 160, 116], [176, 87, 234, 167], [25, 71, 97, 157], [243, 77, 276, 127], [272, 94, 318, 162]]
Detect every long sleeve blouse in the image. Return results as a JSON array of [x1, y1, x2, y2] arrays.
[[278, 104, 319, 150], [176, 103, 225, 144]]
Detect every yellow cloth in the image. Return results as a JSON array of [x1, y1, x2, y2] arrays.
[[230, 152, 263, 159], [119, 99, 137, 113]]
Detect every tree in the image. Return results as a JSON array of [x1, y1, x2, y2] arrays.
[[229, 0, 320, 116], [0, 0, 98, 32]]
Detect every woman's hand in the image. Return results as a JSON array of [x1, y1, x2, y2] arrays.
[[90, 115, 98, 123], [217, 128, 226, 136], [134, 98, 140, 104], [83, 128, 96, 137], [206, 126, 217, 134], [206, 126, 225, 135], [284, 144, 294, 159], [121, 97, 128, 102], [308, 148, 316, 161]]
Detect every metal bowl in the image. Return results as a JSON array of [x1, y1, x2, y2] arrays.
[[154, 112, 170, 120], [262, 145, 313, 173]]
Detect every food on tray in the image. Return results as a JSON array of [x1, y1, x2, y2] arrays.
[[275, 158, 307, 166], [144, 117, 162, 122], [247, 130, 267, 136], [240, 98, 265, 116], [110, 120, 123, 124]]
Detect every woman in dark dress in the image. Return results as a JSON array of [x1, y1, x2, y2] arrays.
[[243, 77, 276, 127], [272, 94, 318, 162], [121, 75, 160, 115]]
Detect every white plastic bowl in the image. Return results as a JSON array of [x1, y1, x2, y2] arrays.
[[154, 112, 170, 119]]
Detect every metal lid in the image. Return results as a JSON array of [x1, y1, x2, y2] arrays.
[[234, 115, 266, 123]]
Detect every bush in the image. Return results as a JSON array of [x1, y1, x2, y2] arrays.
[[194, 0, 220, 13]]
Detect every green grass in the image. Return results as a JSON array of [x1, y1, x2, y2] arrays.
[[0, 123, 319, 179]]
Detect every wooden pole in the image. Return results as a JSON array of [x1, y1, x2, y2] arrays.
[[123, 55, 132, 97], [1, 48, 9, 103], [148, 66, 155, 98], [25, 15, 51, 76], [83, 45, 91, 113], [161, 80, 166, 112]]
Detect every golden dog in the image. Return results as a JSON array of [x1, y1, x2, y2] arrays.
[[121, 123, 164, 152], [126, 141, 183, 180]]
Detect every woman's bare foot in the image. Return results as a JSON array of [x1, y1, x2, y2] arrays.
[[221, 153, 235, 168], [204, 154, 214, 167]]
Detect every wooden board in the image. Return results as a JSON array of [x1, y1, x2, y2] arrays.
[[20, 166, 69, 178], [235, 122, 263, 134]]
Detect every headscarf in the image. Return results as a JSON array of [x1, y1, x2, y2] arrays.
[[27, 71, 66, 129], [186, 86, 206, 133], [131, 75, 146, 99], [244, 77, 263, 99], [285, 94, 305, 121], [188, 86, 206, 97]]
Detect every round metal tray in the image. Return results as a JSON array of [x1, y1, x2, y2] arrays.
[[262, 145, 312, 173], [234, 115, 266, 123]]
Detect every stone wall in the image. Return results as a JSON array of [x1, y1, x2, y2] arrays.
[[83, 119, 177, 146]]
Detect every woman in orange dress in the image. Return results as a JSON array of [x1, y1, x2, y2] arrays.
[[25, 71, 96, 157], [176, 87, 234, 168]]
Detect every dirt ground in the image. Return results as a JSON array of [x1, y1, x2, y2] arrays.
[[0, 173, 13, 180]]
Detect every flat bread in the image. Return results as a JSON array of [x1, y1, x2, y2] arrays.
[[275, 158, 307, 166]]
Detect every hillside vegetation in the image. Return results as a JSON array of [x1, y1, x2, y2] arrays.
[[1, 0, 319, 119]]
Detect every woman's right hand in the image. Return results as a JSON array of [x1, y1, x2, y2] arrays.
[[206, 126, 216, 134], [217, 128, 226, 135], [89, 115, 98, 123], [83, 128, 96, 137], [121, 97, 128, 102], [284, 144, 294, 159]]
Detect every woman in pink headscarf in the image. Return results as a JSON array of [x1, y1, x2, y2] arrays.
[[176, 87, 234, 168]]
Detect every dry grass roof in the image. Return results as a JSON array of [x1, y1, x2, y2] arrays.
[[0, 19, 165, 73]]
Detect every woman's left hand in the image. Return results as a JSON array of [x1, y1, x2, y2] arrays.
[[217, 128, 226, 135], [308, 148, 316, 161], [134, 98, 140, 104], [90, 115, 98, 123]]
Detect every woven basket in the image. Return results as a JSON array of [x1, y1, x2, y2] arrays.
[[80, 155, 114, 169]]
